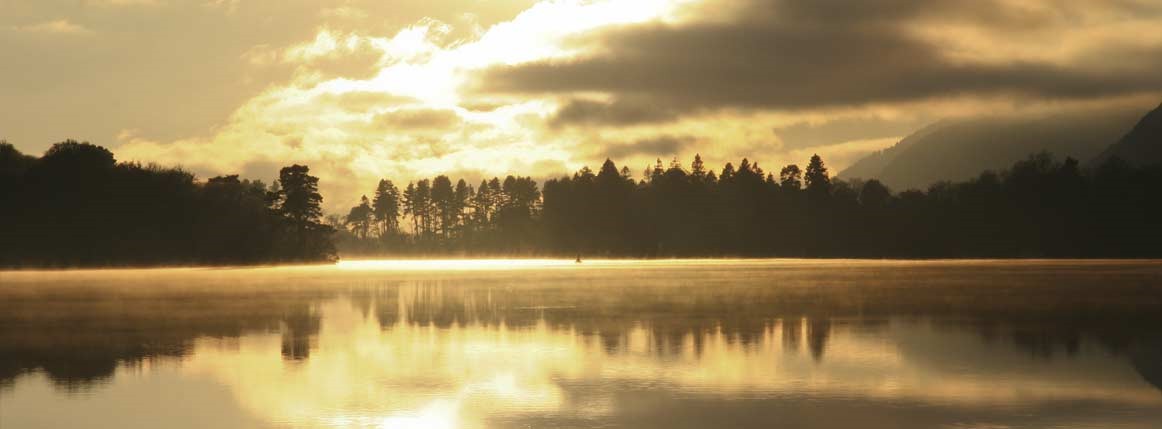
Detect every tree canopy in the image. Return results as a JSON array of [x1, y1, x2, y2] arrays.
[[0, 141, 335, 267], [337, 151, 1162, 258], [3, 139, 1160, 264]]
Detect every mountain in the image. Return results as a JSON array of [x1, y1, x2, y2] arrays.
[[1091, 102, 1162, 167], [837, 120, 946, 187], [839, 104, 1150, 191]]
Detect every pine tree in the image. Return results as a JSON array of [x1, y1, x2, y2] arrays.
[[269, 164, 333, 260], [473, 179, 493, 230], [619, 166, 634, 183], [371, 179, 400, 237], [804, 154, 831, 197], [720, 162, 736, 182], [488, 178, 503, 212], [454, 179, 472, 236], [273, 165, 323, 226], [402, 182, 418, 236], [414, 179, 433, 239], [431, 175, 455, 239], [691, 154, 706, 179]]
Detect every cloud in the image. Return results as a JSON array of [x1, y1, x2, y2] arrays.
[[787, 137, 901, 173], [0, 0, 546, 153], [600, 135, 698, 161], [92, 0, 162, 6], [772, 115, 931, 151], [12, 19, 92, 35], [320, 6, 368, 20], [10, 0, 1162, 213], [314, 91, 417, 111], [282, 29, 370, 64], [478, 0, 1162, 125], [551, 98, 681, 127], [106, 0, 685, 211], [376, 108, 462, 131], [203, 0, 241, 14]]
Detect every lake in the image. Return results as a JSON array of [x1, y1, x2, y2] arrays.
[[2, 259, 1161, 428]]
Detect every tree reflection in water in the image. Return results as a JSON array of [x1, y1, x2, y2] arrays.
[[1, 260, 1160, 429]]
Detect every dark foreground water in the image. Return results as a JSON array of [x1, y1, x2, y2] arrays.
[[1, 259, 1161, 429]]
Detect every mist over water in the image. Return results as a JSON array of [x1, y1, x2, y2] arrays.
[[2, 260, 1161, 429]]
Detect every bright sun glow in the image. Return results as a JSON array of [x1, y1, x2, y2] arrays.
[[377, 400, 459, 429]]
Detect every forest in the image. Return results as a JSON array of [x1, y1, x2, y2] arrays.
[[0, 141, 335, 267], [338, 153, 1162, 258], [3, 139, 1161, 267]]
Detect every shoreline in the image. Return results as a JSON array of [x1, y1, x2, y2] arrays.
[[4, 256, 1162, 274]]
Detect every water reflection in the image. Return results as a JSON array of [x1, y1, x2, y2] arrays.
[[1, 260, 1161, 428]]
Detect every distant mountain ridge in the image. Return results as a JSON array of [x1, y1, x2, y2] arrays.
[[839, 104, 1151, 190], [838, 120, 946, 188], [1091, 102, 1162, 167]]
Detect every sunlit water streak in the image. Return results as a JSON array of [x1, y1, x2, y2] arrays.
[[2, 259, 1161, 428], [336, 259, 577, 271]]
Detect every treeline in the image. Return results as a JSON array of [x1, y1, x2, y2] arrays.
[[0, 141, 335, 267], [334, 175, 541, 254], [3, 139, 1158, 263], [341, 153, 1162, 258]]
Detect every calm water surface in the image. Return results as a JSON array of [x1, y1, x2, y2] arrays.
[[1, 259, 1161, 428]]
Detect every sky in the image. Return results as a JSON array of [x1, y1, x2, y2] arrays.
[[3, 0, 1162, 211]]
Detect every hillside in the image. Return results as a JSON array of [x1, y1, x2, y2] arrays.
[[1091, 102, 1162, 167], [839, 104, 1149, 190]]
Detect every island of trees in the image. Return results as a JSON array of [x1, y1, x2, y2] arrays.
[[0, 141, 335, 267], [2, 139, 1160, 267], [338, 153, 1162, 258]]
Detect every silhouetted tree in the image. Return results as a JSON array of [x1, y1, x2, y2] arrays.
[[42, 139, 115, 171], [858, 180, 892, 208], [804, 154, 831, 198], [269, 164, 335, 261], [409, 179, 433, 238], [649, 158, 665, 182], [345, 195, 373, 239], [272, 165, 323, 226], [332, 151, 1161, 259], [471, 179, 494, 230], [691, 154, 707, 179], [720, 162, 735, 182], [371, 179, 400, 237], [431, 175, 455, 240], [779, 164, 802, 190], [454, 179, 473, 238], [0, 142, 334, 266]]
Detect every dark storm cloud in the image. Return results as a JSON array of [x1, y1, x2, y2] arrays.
[[550, 98, 681, 127], [745, 0, 1053, 27], [478, 0, 1162, 126]]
